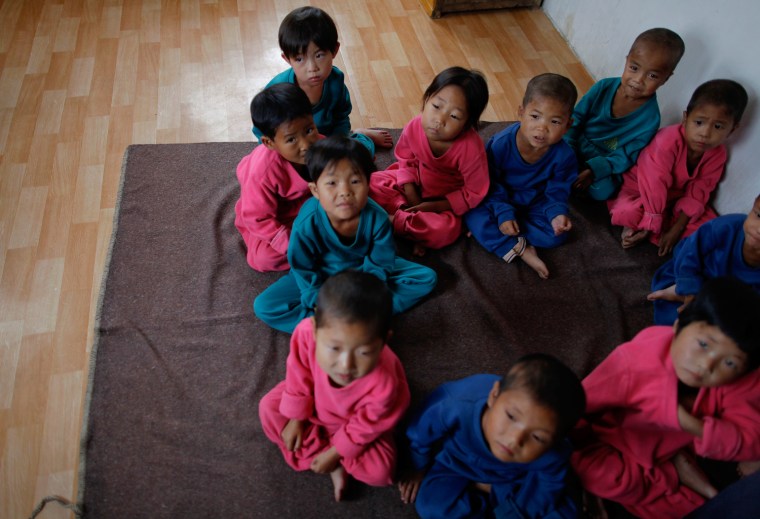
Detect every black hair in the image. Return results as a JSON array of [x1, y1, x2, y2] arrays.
[[522, 73, 578, 114], [677, 277, 760, 370], [305, 135, 376, 183], [422, 66, 489, 132], [686, 79, 749, 126], [314, 270, 392, 340], [278, 6, 339, 58], [250, 83, 313, 139], [499, 353, 586, 440], [631, 28, 685, 71]]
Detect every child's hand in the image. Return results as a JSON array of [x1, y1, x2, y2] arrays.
[[572, 169, 593, 191], [499, 220, 519, 236], [647, 284, 684, 302], [398, 469, 426, 504], [658, 225, 683, 256], [281, 419, 306, 452], [402, 183, 422, 207], [310, 446, 341, 474], [677, 404, 704, 438], [551, 214, 572, 235], [407, 200, 451, 214]]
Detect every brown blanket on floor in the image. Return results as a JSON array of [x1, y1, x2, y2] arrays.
[[81, 122, 666, 518]]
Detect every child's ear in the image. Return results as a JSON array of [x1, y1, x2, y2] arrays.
[[681, 110, 688, 125], [261, 135, 275, 150], [310, 316, 318, 336], [333, 42, 340, 57], [308, 182, 319, 198], [517, 104, 525, 119], [486, 381, 500, 408], [281, 52, 291, 65]]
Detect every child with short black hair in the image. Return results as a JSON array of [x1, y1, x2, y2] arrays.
[[572, 277, 760, 518], [234, 83, 320, 272], [648, 193, 760, 325], [253, 6, 391, 156], [259, 270, 410, 501], [609, 79, 748, 255], [370, 66, 490, 256], [566, 28, 685, 201], [399, 354, 586, 518], [465, 73, 578, 279], [254, 135, 437, 333]]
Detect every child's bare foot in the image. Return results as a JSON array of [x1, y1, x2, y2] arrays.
[[581, 490, 609, 519], [737, 460, 760, 477], [519, 245, 549, 279], [413, 243, 427, 257], [330, 465, 349, 502], [672, 450, 718, 498], [358, 128, 393, 149], [621, 227, 649, 249]]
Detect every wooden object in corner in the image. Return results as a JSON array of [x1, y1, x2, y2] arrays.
[[420, 0, 543, 18]]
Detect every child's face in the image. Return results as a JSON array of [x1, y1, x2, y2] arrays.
[[516, 96, 572, 152], [742, 198, 760, 262], [309, 158, 369, 227], [620, 41, 673, 101], [283, 41, 337, 91], [262, 115, 319, 165], [682, 103, 736, 157], [670, 320, 749, 388], [313, 316, 384, 387], [421, 84, 469, 144], [481, 383, 559, 464]]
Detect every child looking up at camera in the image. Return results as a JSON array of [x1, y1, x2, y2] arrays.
[[566, 28, 685, 201], [465, 73, 578, 279], [609, 79, 748, 255], [370, 66, 490, 256], [259, 270, 411, 502], [648, 194, 760, 325], [254, 135, 437, 333], [399, 354, 586, 518], [253, 6, 391, 156], [235, 83, 320, 272], [572, 277, 760, 519]]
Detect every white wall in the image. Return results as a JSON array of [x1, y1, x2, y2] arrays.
[[542, 0, 759, 214]]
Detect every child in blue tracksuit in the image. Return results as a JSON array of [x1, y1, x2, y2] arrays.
[[253, 135, 437, 333], [399, 354, 586, 519], [465, 73, 578, 279], [648, 194, 760, 325]]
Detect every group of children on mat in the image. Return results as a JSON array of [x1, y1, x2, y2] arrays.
[[234, 6, 760, 518]]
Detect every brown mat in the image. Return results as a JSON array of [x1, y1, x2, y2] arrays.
[[80, 123, 665, 518]]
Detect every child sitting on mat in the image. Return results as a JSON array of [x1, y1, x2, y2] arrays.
[[399, 354, 585, 518], [369, 66, 490, 256], [608, 79, 748, 255], [648, 193, 760, 326], [254, 135, 437, 333], [234, 83, 320, 272], [259, 270, 410, 501], [465, 73, 578, 279], [566, 28, 685, 201], [253, 6, 391, 157], [572, 277, 760, 519]]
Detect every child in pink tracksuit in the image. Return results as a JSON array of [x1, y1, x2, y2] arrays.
[[572, 277, 760, 519], [369, 66, 490, 256], [234, 83, 321, 271], [258, 270, 410, 502], [608, 79, 748, 256]]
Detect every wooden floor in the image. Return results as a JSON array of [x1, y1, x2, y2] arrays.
[[0, 1, 592, 517]]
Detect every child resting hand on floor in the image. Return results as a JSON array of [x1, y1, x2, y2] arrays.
[[369, 66, 490, 257], [566, 28, 685, 201], [253, 135, 437, 333], [608, 79, 748, 255], [259, 270, 410, 501], [648, 193, 760, 326], [572, 277, 760, 519], [399, 354, 585, 519], [465, 73, 578, 279]]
